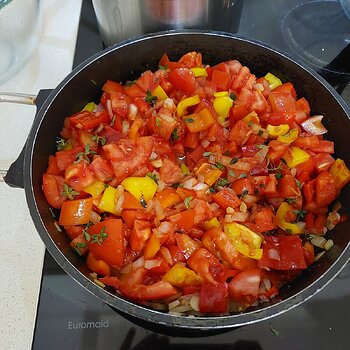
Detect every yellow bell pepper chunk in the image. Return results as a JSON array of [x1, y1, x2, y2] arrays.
[[330, 158, 350, 191], [195, 163, 222, 186], [190, 67, 208, 77], [242, 111, 260, 124], [81, 102, 96, 112], [163, 264, 202, 288], [277, 129, 299, 144], [83, 181, 106, 197], [276, 202, 302, 234], [267, 124, 290, 138], [152, 85, 168, 101], [224, 222, 263, 260], [265, 72, 282, 90], [176, 95, 200, 117], [213, 94, 233, 119], [285, 147, 310, 168], [203, 217, 221, 231], [121, 176, 157, 201], [97, 186, 120, 214], [214, 91, 229, 98], [180, 163, 190, 175]]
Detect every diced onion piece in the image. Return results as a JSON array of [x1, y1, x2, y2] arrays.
[[169, 305, 194, 313], [239, 202, 247, 213], [132, 256, 145, 270], [122, 120, 130, 133], [144, 258, 162, 269], [128, 103, 138, 120], [89, 210, 101, 224], [230, 161, 251, 171], [243, 194, 258, 204], [263, 277, 272, 291], [193, 182, 209, 191], [120, 263, 132, 274], [295, 221, 306, 230], [190, 295, 200, 312], [225, 211, 249, 222], [220, 155, 232, 166], [168, 300, 181, 310], [209, 203, 220, 212], [254, 146, 269, 164], [94, 279, 105, 288], [160, 246, 173, 266], [311, 235, 327, 248], [201, 139, 210, 148], [314, 251, 326, 262], [106, 99, 113, 120], [54, 222, 62, 232], [301, 115, 327, 135], [150, 158, 163, 168], [268, 248, 280, 261], [226, 206, 235, 214], [324, 239, 334, 251], [183, 178, 198, 189]]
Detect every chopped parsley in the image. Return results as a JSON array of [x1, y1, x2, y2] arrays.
[[293, 209, 307, 221], [90, 226, 108, 245], [171, 128, 179, 142], [159, 65, 168, 71], [76, 144, 97, 163], [184, 117, 195, 123], [230, 157, 239, 165], [286, 197, 297, 204], [203, 151, 212, 157], [91, 134, 106, 146], [275, 172, 283, 180], [217, 178, 230, 187], [228, 169, 236, 178], [184, 196, 193, 209], [155, 117, 161, 127], [56, 137, 68, 151], [145, 90, 158, 106], [214, 162, 225, 170], [230, 92, 236, 101], [147, 172, 159, 185], [258, 129, 264, 136], [61, 184, 80, 200], [238, 173, 247, 179]]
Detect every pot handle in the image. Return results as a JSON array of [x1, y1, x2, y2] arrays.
[[0, 92, 37, 105], [0, 90, 52, 188]]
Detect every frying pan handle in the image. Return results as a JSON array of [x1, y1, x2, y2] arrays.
[[0, 92, 37, 105], [1, 89, 52, 188]]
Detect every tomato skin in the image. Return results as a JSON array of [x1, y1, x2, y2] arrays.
[[259, 235, 307, 270], [278, 174, 301, 198], [59, 197, 93, 226], [169, 68, 196, 95], [212, 188, 241, 209], [55, 146, 84, 171], [228, 120, 251, 145], [88, 219, 125, 268], [211, 69, 231, 90], [231, 178, 253, 195], [129, 219, 151, 252], [103, 136, 153, 183], [88, 156, 114, 182], [42, 174, 66, 209], [253, 207, 276, 233], [68, 110, 109, 130], [199, 282, 228, 314], [228, 269, 261, 306], [315, 171, 337, 206]]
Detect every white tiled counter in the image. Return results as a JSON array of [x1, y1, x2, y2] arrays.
[[0, 1, 82, 348]]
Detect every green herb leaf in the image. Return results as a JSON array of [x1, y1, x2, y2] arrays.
[[285, 228, 293, 234], [214, 162, 225, 170], [171, 182, 180, 189], [275, 172, 283, 180], [203, 152, 212, 157], [293, 209, 307, 221], [75, 144, 97, 163], [74, 242, 87, 255], [256, 144, 265, 150], [125, 80, 136, 87], [62, 184, 80, 200], [224, 150, 231, 156], [56, 137, 68, 151], [90, 226, 108, 245], [286, 197, 297, 204], [258, 129, 264, 136], [254, 188, 260, 196], [170, 128, 179, 142], [184, 117, 195, 123], [159, 65, 168, 71], [48, 207, 56, 219], [238, 173, 247, 179], [91, 134, 107, 146], [228, 169, 236, 178], [230, 157, 239, 165], [295, 178, 303, 189], [184, 196, 193, 209], [155, 117, 161, 127], [145, 90, 158, 106], [147, 172, 159, 185], [248, 121, 254, 127], [269, 323, 280, 336], [217, 178, 230, 187]]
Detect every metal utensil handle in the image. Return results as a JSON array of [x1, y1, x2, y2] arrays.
[[0, 92, 37, 105]]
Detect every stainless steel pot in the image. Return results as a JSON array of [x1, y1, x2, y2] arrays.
[[92, 0, 242, 46]]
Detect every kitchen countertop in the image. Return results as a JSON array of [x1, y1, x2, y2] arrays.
[[0, 1, 82, 349]]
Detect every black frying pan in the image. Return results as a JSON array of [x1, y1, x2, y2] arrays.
[[5, 30, 350, 331]]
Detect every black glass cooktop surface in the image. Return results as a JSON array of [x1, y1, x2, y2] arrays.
[[32, 1, 350, 349]]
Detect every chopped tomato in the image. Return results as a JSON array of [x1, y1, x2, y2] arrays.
[[212, 188, 241, 209], [199, 282, 228, 314], [315, 171, 337, 206], [228, 269, 261, 307], [87, 219, 125, 268], [169, 68, 195, 95], [69, 110, 110, 130], [59, 197, 93, 226], [42, 174, 66, 209]]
